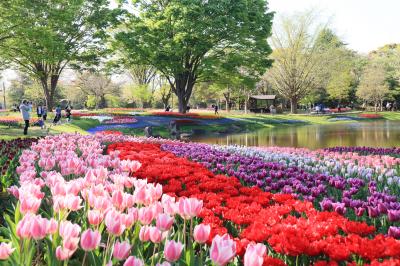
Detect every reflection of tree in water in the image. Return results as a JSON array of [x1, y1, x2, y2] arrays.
[[193, 121, 400, 148]]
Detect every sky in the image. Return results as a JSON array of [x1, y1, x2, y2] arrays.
[[268, 0, 400, 53]]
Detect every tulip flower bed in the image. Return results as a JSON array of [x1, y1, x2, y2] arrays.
[[103, 116, 138, 124], [2, 134, 400, 265], [151, 112, 220, 120], [0, 138, 38, 192], [324, 146, 400, 157], [161, 143, 400, 236], [0, 134, 287, 266], [109, 141, 400, 265]]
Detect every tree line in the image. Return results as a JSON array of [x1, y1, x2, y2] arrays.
[[0, 1, 399, 113]]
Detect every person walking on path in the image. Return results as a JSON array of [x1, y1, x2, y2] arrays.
[[53, 105, 62, 125], [214, 104, 219, 115], [36, 103, 44, 118], [19, 100, 30, 135], [65, 103, 72, 122], [42, 106, 48, 121]]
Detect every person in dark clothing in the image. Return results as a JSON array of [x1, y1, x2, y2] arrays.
[[53, 105, 62, 125], [65, 102, 73, 122], [186, 106, 191, 113], [42, 106, 47, 121], [37, 103, 44, 118], [165, 106, 170, 112], [214, 104, 219, 115]]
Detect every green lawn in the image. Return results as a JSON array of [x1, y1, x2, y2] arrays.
[[2, 110, 400, 140]]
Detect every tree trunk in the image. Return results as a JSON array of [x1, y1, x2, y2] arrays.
[[173, 73, 195, 114], [290, 98, 298, 114]]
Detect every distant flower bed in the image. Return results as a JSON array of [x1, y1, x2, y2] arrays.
[[151, 112, 220, 119], [0, 117, 39, 127], [329, 108, 352, 113], [95, 130, 123, 135], [359, 113, 383, 119], [103, 116, 138, 124], [324, 146, 400, 157], [173, 119, 199, 125]]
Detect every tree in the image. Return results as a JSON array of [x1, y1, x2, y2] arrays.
[[127, 65, 156, 86], [114, 0, 273, 113], [267, 11, 325, 113], [0, 0, 119, 110], [356, 64, 389, 112], [76, 72, 120, 109]]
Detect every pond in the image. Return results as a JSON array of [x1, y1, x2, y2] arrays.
[[190, 120, 400, 149]]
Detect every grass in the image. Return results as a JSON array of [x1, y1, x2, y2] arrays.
[[0, 117, 94, 140], [2, 109, 400, 140]]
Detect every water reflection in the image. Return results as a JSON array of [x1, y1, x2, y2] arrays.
[[191, 121, 400, 149]]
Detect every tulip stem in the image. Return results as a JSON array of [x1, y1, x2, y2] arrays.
[[183, 220, 186, 247], [82, 251, 87, 266], [151, 243, 158, 266]]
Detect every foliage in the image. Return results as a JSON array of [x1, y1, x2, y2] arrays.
[[266, 11, 325, 113], [123, 84, 153, 108], [0, 0, 121, 110], [114, 0, 274, 113], [76, 72, 121, 109], [357, 63, 389, 111]]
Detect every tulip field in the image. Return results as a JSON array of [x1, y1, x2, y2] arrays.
[[0, 134, 400, 265]]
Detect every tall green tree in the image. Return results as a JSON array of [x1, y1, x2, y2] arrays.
[[357, 64, 389, 111], [267, 11, 325, 113], [115, 0, 273, 113], [0, 0, 120, 110]]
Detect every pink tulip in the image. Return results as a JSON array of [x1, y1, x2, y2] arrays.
[[178, 198, 203, 219], [193, 224, 211, 244], [30, 216, 50, 240], [139, 226, 150, 242], [55, 246, 76, 261], [80, 229, 101, 251], [88, 210, 104, 225], [19, 195, 41, 214], [113, 241, 131, 260], [59, 221, 81, 239], [123, 256, 144, 266], [164, 240, 183, 262], [161, 194, 178, 215], [244, 243, 266, 266], [112, 190, 124, 210], [156, 214, 174, 232], [0, 243, 15, 260], [105, 209, 126, 236], [63, 237, 80, 251], [138, 206, 154, 225], [120, 160, 142, 173], [149, 226, 162, 243], [210, 234, 236, 266]]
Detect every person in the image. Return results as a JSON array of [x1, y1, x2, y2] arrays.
[[315, 105, 321, 114], [42, 106, 48, 121], [186, 106, 191, 113], [214, 104, 219, 115], [393, 101, 398, 111], [19, 100, 30, 135], [386, 102, 392, 111], [28, 101, 33, 112], [165, 106, 170, 112], [53, 105, 62, 125], [37, 103, 44, 118], [65, 103, 72, 122]]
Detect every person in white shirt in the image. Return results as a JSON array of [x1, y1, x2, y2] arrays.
[[19, 100, 31, 135]]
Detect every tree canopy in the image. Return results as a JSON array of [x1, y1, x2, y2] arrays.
[[114, 0, 274, 113], [0, 0, 120, 110]]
